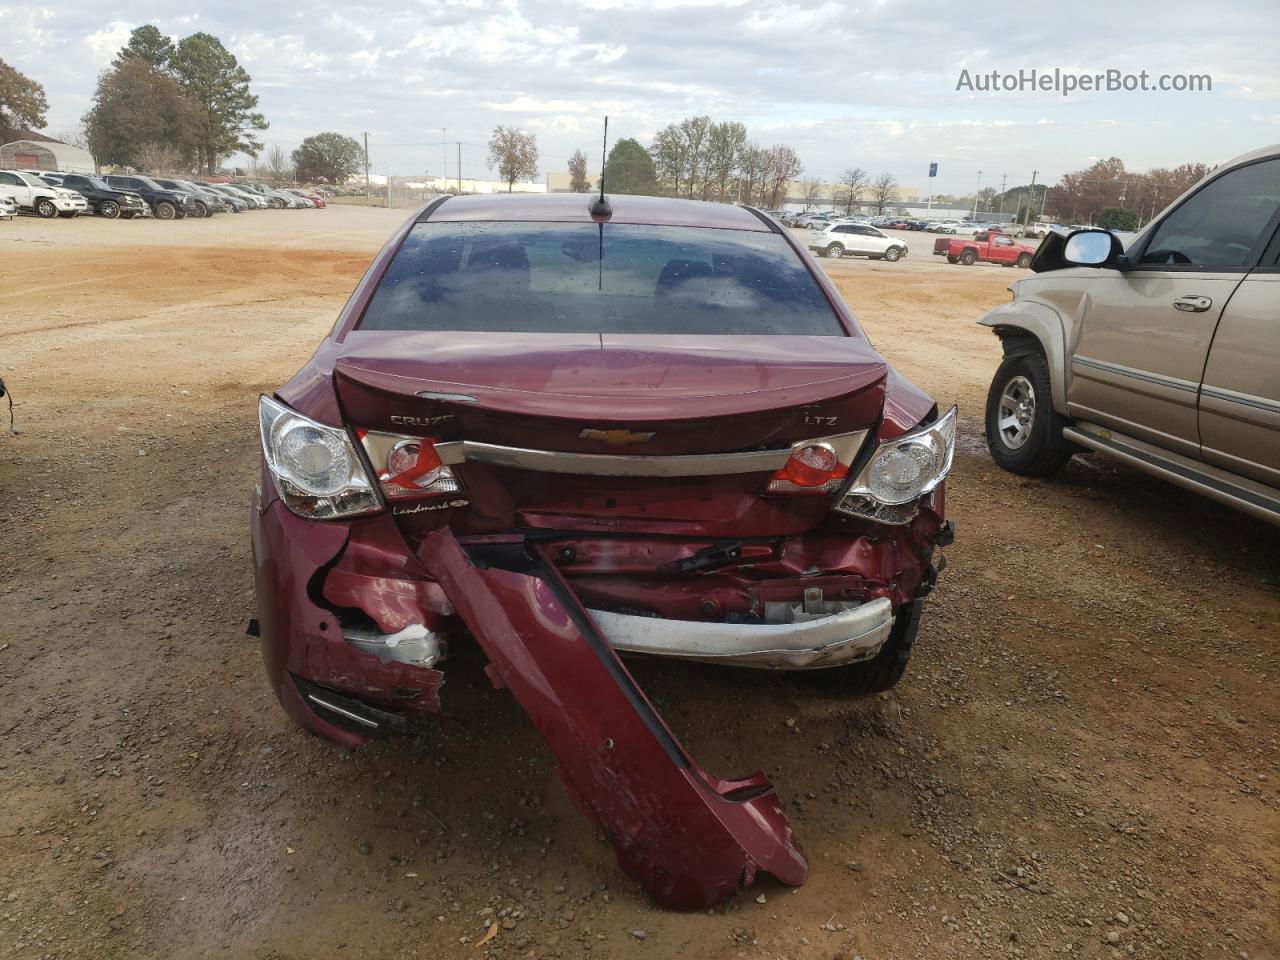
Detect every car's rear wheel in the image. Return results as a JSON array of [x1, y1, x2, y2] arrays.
[[946, 254, 959, 264], [801, 602, 922, 696], [825, 243, 845, 259], [883, 245, 903, 262], [191, 201, 208, 218], [35, 198, 57, 218], [1016, 252, 1032, 268], [985, 350, 1075, 475], [155, 200, 177, 220], [99, 200, 121, 219], [959, 248, 977, 265]]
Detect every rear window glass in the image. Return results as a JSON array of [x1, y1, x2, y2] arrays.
[[357, 221, 844, 335]]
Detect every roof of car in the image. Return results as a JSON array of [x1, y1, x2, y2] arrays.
[[419, 192, 773, 232]]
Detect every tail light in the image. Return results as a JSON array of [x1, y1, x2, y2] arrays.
[[767, 441, 849, 494], [359, 431, 464, 500]]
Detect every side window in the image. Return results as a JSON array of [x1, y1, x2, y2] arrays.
[[1140, 158, 1280, 269], [0, 172, 19, 185], [834, 225, 855, 234]]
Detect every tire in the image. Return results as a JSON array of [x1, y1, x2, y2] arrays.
[[99, 200, 121, 219], [883, 245, 903, 262], [1016, 253, 1032, 268], [985, 349, 1075, 475], [35, 198, 57, 218], [802, 601, 924, 696], [825, 243, 845, 259], [946, 254, 959, 264], [959, 248, 977, 265], [191, 201, 208, 219], [269, 197, 284, 209], [155, 200, 177, 221]]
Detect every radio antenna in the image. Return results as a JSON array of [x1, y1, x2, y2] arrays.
[[589, 116, 612, 218]]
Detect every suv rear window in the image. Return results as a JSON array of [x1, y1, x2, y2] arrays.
[[357, 222, 844, 335]]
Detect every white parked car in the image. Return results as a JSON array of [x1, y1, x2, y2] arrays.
[[0, 169, 87, 218], [0, 195, 16, 220], [808, 222, 908, 261]]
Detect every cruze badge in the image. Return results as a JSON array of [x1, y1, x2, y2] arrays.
[[391, 414, 454, 427], [580, 428, 656, 447]]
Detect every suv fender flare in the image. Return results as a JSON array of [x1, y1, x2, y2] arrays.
[[978, 300, 1070, 415]]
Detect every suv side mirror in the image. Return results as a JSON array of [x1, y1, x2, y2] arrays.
[[1064, 229, 1125, 268]]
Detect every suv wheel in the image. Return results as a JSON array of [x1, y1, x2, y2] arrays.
[[269, 197, 284, 209], [191, 201, 208, 218], [985, 350, 1074, 475], [825, 243, 845, 259], [99, 200, 121, 219], [883, 245, 903, 262], [155, 200, 177, 220], [35, 198, 57, 218], [959, 248, 978, 265]]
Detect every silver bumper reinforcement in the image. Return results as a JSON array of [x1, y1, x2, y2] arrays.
[[588, 597, 895, 670]]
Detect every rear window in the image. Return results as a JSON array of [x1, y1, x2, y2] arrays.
[[357, 221, 844, 335]]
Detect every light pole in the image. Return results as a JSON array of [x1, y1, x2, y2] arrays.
[[970, 170, 982, 220]]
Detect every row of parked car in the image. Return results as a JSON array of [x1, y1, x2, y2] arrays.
[[775, 209, 1073, 238], [0, 169, 327, 221]]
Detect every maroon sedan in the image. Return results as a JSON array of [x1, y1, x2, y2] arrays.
[[251, 192, 955, 910]]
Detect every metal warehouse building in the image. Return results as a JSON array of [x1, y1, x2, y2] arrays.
[[0, 135, 96, 174]]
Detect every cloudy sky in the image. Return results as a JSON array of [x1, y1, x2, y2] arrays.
[[6, 0, 1279, 193]]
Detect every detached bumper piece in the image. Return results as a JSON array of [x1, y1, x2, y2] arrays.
[[419, 529, 808, 910]]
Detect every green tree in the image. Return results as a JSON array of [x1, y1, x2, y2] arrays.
[[486, 125, 538, 191], [84, 57, 196, 169], [114, 25, 175, 69], [0, 58, 48, 142], [567, 148, 590, 192], [1097, 207, 1140, 231], [703, 120, 747, 201], [170, 33, 267, 173], [291, 132, 362, 184], [603, 138, 657, 195]]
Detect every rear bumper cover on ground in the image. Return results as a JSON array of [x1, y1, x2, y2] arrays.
[[418, 529, 809, 910]]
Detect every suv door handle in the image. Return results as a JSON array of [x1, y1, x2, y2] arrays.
[[1173, 295, 1213, 313]]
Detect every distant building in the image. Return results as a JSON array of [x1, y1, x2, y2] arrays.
[[546, 170, 601, 193], [0, 133, 96, 174], [386, 174, 545, 195]]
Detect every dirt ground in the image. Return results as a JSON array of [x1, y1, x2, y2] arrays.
[[1, 207, 1276, 960]]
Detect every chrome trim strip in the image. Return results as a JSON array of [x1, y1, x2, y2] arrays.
[[306, 693, 380, 728], [1071, 355, 1199, 394], [365, 430, 868, 479], [1200, 385, 1280, 415]]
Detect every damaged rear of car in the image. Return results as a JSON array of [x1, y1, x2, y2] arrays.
[[251, 193, 954, 909]]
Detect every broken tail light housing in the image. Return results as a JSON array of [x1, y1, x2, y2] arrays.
[[835, 406, 957, 523], [258, 395, 380, 519], [359, 432, 464, 501]]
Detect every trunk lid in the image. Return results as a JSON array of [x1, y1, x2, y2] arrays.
[[333, 332, 888, 537]]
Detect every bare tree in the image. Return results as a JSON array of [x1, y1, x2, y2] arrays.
[[132, 141, 183, 174], [263, 143, 292, 182], [800, 177, 823, 211], [703, 120, 746, 201], [871, 171, 898, 214], [735, 143, 769, 206], [764, 144, 802, 208], [487, 126, 539, 192], [835, 166, 868, 215], [52, 124, 91, 151], [567, 148, 590, 192]]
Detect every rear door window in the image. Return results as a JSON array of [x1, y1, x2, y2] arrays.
[[357, 222, 844, 336]]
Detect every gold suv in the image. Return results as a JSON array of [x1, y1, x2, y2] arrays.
[[979, 144, 1280, 524]]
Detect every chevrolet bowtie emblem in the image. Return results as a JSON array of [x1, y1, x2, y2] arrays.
[[579, 428, 656, 447]]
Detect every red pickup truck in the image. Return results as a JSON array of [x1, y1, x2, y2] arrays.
[[932, 230, 1037, 267]]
